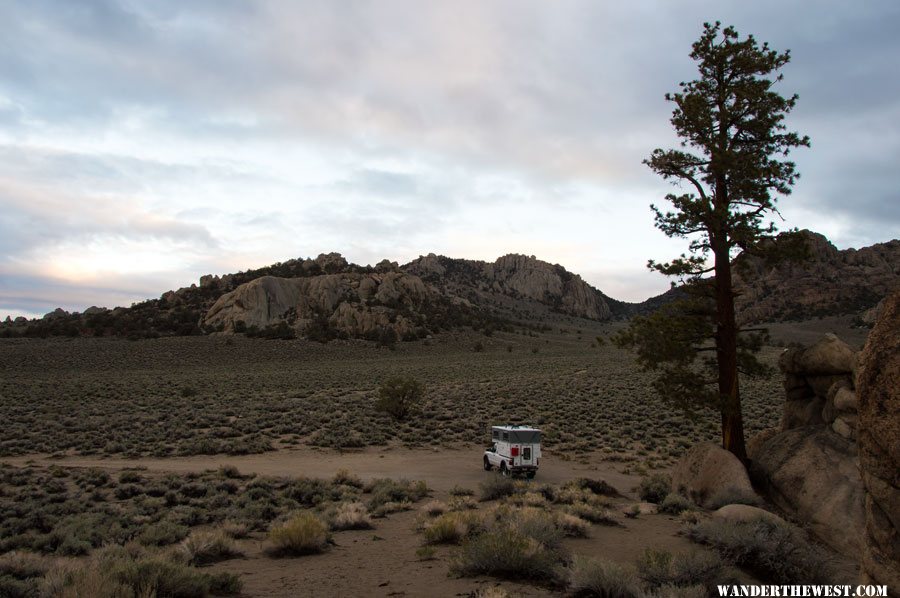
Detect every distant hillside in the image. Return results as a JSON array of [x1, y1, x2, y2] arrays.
[[733, 230, 899, 323], [2, 253, 620, 341], [2, 230, 896, 340]]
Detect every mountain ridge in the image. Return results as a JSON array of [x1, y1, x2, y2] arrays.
[[3, 230, 897, 340]]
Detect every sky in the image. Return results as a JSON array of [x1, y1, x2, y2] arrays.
[[1, 1, 898, 319]]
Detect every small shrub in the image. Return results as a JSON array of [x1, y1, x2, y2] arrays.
[[686, 518, 831, 583], [218, 465, 242, 479], [0, 551, 48, 579], [556, 513, 591, 538], [624, 504, 641, 519], [374, 376, 424, 421], [638, 474, 670, 504], [268, 512, 331, 556], [659, 494, 695, 516], [366, 478, 429, 510], [423, 513, 469, 545], [568, 555, 644, 598], [479, 476, 517, 501], [421, 500, 447, 517], [180, 530, 242, 565], [567, 502, 618, 526], [221, 520, 251, 539], [448, 495, 477, 511], [569, 478, 622, 497], [138, 520, 190, 547], [450, 485, 475, 497], [637, 549, 724, 590], [332, 468, 364, 489], [451, 527, 560, 581], [327, 502, 373, 531]]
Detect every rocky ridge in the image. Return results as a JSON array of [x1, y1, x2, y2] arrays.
[[734, 230, 900, 323]]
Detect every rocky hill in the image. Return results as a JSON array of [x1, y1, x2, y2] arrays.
[[733, 230, 900, 323], [2, 230, 896, 340]]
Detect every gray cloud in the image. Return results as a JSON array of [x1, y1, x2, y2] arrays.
[[0, 0, 898, 317]]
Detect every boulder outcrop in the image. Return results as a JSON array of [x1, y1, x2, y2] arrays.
[[750, 332, 866, 558], [856, 290, 900, 592], [202, 272, 437, 339], [734, 230, 900, 323], [671, 443, 758, 509], [403, 253, 613, 320]]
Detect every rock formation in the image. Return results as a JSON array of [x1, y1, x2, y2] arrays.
[[856, 290, 899, 592], [202, 271, 437, 339], [670, 443, 758, 509], [403, 253, 614, 320], [735, 230, 900, 323], [750, 334, 866, 558]]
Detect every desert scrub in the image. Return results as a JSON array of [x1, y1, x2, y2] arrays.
[[638, 473, 670, 504], [451, 527, 561, 582], [567, 555, 644, 598], [421, 500, 447, 517], [39, 543, 242, 597], [180, 530, 242, 565], [566, 502, 617, 526], [374, 375, 424, 420], [479, 476, 518, 501], [365, 478, 429, 511], [555, 513, 591, 538], [138, 520, 190, 547], [268, 512, 331, 556], [659, 494, 695, 516], [636, 548, 724, 590], [686, 518, 831, 583], [326, 502, 373, 531]]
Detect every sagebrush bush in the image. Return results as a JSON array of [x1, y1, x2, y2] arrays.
[[327, 502, 373, 531], [686, 518, 831, 583], [421, 500, 447, 517], [268, 512, 331, 556], [39, 543, 242, 598], [451, 527, 560, 581], [138, 520, 190, 547], [567, 555, 644, 598], [659, 494, 695, 515], [638, 474, 670, 504], [479, 476, 518, 501], [555, 513, 591, 538], [0, 550, 48, 579], [180, 530, 242, 565], [423, 513, 471, 545], [636, 548, 724, 590], [366, 478, 429, 510], [567, 502, 618, 526]]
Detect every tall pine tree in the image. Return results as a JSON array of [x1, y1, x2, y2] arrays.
[[617, 22, 809, 462]]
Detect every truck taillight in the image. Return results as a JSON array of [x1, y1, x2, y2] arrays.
[[511, 447, 519, 457]]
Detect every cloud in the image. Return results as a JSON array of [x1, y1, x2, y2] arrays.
[[0, 0, 898, 318]]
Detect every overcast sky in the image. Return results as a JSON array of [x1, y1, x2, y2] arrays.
[[1, 1, 898, 319]]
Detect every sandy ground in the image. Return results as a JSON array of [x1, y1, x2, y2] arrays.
[[3, 447, 710, 597], [5, 445, 643, 496]]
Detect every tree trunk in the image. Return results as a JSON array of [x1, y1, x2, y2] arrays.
[[713, 232, 748, 464]]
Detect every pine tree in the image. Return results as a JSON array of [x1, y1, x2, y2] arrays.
[[616, 22, 809, 462]]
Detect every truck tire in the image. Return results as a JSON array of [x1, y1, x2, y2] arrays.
[[483, 456, 492, 471], [500, 462, 509, 477]]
